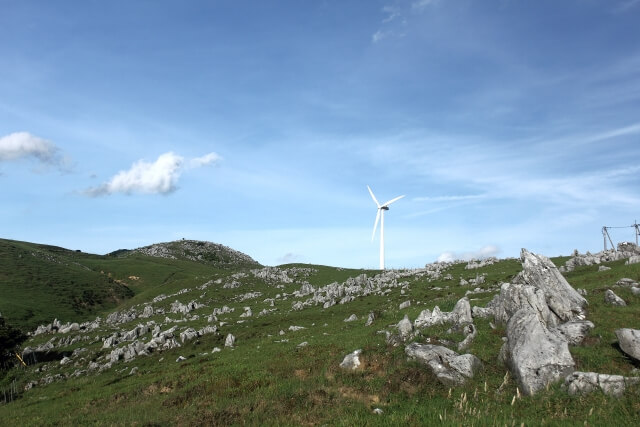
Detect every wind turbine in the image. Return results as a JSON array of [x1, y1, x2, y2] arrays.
[[367, 185, 405, 270]]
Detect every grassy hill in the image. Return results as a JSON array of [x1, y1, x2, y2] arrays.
[[0, 238, 261, 332], [0, 241, 639, 425], [0, 239, 133, 331]]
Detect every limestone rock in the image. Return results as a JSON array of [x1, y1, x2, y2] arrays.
[[492, 283, 556, 327], [626, 256, 640, 265], [450, 297, 473, 326], [552, 320, 595, 346], [365, 312, 375, 326], [502, 307, 575, 395], [598, 265, 611, 272], [339, 349, 362, 370], [344, 314, 358, 322], [405, 343, 482, 386], [565, 371, 640, 397], [397, 315, 414, 340], [224, 334, 236, 348], [399, 300, 411, 310], [471, 306, 494, 319], [180, 328, 198, 343], [615, 328, 640, 361], [604, 289, 626, 306], [517, 249, 587, 322], [457, 324, 477, 351]]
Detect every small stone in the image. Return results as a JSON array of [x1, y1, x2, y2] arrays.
[[339, 349, 362, 370], [176, 356, 186, 362], [397, 315, 413, 340], [365, 312, 375, 326], [129, 367, 138, 375], [344, 314, 358, 322], [225, 334, 236, 347], [604, 289, 627, 306], [399, 300, 411, 310], [373, 408, 383, 415]]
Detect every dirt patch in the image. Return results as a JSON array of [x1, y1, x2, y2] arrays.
[[294, 369, 308, 379], [338, 386, 381, 406]]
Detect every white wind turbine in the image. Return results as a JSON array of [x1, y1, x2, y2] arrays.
[[367, 185, 405, 270]]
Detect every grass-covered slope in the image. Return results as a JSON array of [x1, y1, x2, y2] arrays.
[[1, 248, 639, 425], [0, 239, 133, 331], [0, 238, 261, 332]]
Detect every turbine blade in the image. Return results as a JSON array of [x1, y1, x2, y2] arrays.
[[381, 194, 405, 207], [371, 209, 381, 241], [367, 185, 380, 207]]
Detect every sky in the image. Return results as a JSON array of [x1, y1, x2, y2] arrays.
[[1, 0, 640, 268]]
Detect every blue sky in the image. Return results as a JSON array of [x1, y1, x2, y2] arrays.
[[1, 0, 640, 268]]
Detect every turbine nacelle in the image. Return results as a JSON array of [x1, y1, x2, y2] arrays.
[[367, 185, 404, 270]]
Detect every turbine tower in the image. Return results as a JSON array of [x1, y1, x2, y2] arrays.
[[367, 185, 405, 270]]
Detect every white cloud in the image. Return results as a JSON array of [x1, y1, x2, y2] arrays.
[[0, 131, 59, 164], [437, 245, 500, 262], [85, 151, 222, 197], [86, 152, 184, 196], [190, 152, 221, 168]]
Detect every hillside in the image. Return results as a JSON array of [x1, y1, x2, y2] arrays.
[[0, 239, 260, 331], [128, 239, 261, 269], [1, 241, 640, 425], [0, 239, 133, 331]]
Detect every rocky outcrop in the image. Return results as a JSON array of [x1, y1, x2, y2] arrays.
[[552, 320, 594, 346], [491, 283, 555, 327], [565, 372, 640, 397], [134, 240, 260, 268], [563, 244, 640, 272], [405, 343, 482, 386], [414, 297, 472, 329], [615, 328, 640, 361], [517, 249, 587, 323], [501, 307, 575, 396]]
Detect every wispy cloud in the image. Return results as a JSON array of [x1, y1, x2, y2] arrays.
[[412, 0, 439, 10], [613, 0, 640, 13], [437, 245, 500, 262], [412, 194, 487, 202], [0, 132, 70, 170], [190, 152, 222, 168], [84, 151, 221, 197]]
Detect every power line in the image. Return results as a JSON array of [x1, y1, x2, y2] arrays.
[[601, 220, 639, 251]]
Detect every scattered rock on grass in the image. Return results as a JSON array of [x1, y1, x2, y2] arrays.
[[405, 342, 482, 386], [224, 334, 235, 348], [615, 328, 640, 361], [604, 289, 626, 306], [365, 312, 375, 326], [339, 349, 362, 370], [565, 371, 640, 397]]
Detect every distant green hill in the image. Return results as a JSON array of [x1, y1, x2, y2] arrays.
[[0, 238, 261, 332], [0, 239, 134, 331]]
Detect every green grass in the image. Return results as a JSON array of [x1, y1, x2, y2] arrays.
[[1, 242, 640, 425]]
